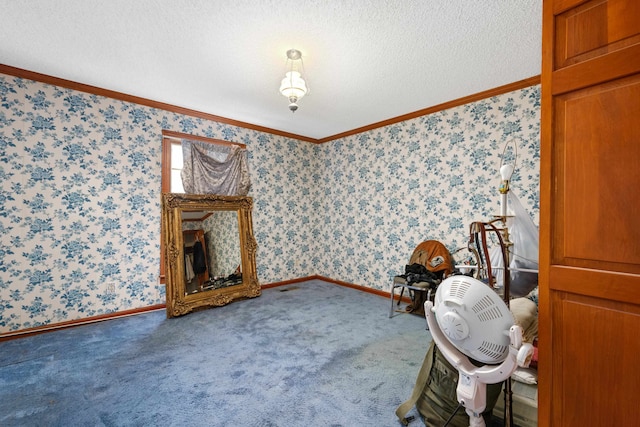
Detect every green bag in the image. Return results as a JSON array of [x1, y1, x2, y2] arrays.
[[396, 341, 503, 426]]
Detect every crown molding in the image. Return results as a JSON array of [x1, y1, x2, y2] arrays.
[[1, 64, 539, 144], [317, 75, 541, 143], [0, 64, 316, 143]]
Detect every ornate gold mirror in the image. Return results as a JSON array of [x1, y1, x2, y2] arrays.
[[162, 193, 260, 317]]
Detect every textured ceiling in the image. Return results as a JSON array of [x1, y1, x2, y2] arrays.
[[0, 1, 541, 140]]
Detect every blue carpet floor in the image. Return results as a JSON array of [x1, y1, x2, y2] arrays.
[[0, 280, 432, 426]]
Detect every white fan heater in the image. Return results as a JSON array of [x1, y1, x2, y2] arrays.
[[424, 275, 533, 427]]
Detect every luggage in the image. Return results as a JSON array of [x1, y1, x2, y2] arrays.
[[396, 341, 502, 426]]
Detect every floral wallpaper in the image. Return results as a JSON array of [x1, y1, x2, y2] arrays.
[[313, 88, 541, 288], [203, 210, 241, 277], [0, 70, 539, 333], [181, 212, 238, 281]]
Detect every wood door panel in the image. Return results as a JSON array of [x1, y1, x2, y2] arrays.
[[555, 0, 640, 68], [552, 43, 640, 95], [550, 266, 640, 304], [551, 292, 640, 426], [553, 74, 640, 270], [553, 0, 588, 15], [542, 0, 640, 425]]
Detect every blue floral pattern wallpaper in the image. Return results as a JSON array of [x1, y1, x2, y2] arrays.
[[203, 211, 241, 277], [0, 71, 540, 333], [181, 212, 239, 279], [313, 88, 541, 288]]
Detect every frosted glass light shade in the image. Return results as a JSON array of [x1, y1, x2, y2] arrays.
[[279, 71, 308, 100]]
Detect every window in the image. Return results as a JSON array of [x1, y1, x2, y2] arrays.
[[159, 130, 246, 282], [170, 142, 185, 193]]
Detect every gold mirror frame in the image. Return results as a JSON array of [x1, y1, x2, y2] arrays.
[[162, 193, 260, 318]]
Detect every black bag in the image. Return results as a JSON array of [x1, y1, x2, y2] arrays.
[[396, 341, 503, 426], [399, 264, 442, 316], [403, 263, 442, 287]]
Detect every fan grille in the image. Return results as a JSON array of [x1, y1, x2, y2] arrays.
[[449, 277, 471, 299], [472, 294, 503, 322], [434, 275, 515, 363], [478, 340, 508, 360]]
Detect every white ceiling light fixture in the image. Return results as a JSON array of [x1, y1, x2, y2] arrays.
[[279, 49, 308, 113]]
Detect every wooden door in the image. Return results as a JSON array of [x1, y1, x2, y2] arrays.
[[539, 0, 640, 425]]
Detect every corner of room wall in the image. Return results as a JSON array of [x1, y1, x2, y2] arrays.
[[313, 84, 541, 290], [0, 68, 540, 333]]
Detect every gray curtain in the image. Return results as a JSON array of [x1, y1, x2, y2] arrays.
[[180, 140, 251, 196]]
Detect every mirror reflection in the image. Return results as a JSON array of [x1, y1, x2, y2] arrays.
[[162, 193, 260, 318], [182, 210, 243, 295]]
